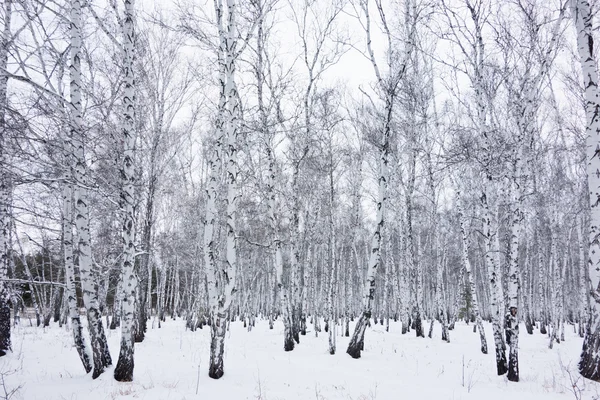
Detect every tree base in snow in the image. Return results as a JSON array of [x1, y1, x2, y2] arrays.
[[525, 315, 533, 335], [414, 313, 424, 338], [114, 354, 134, 382], [496, 349, 508, 376], [72, 316, 92, 373], [134, 305, 147, 343], [87, 307, 112, 379], [347, 313, 369, 359], [507, 354, 519, 382], [209, 315, 227, 379], [0, 294, 11, 357], [284, 335, 295, 352], [505, 312, 519, 382], [579, 329, 600, 381]]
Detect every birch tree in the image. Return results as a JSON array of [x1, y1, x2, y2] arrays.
[[71, 0, 112, 379], [347, 0, 413, 358], [254, 4, 295, 347], [114, 0, 137, 382], [572, 0, 600, 382], [204, 0, 239, 379], [457, 193, 487, 353], [62, 116, 92, 373], [0, 0, 12, 357]]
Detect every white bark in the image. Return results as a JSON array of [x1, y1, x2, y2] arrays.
[[506, 155, 522, 382], [347, 0, 413, 359], [579, 217, 588, 337], [0, 0, 12, 356], [327, 164, 337, 354], [61, 159, 92, 372], [205, 0, 238, 379], [70, 0, 111, 378], [114, 0, 137, 382], [457, 196, 487, 354]]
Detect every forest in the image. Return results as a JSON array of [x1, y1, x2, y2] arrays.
[[0, 0, 599, 399]]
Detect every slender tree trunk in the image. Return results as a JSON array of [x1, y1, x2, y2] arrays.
[[114, 0, 137, 381], [579, 217, 588, 338], [506, 154, 523, 382], [205, 0, 238, 379], [327, 163, 336, 354], [0, 0, 12, 355], [289, 161, 303, 345], [458, 197, 487, 354], [461, 0, 507, 373], [256, 5, 293, 350], [538, 245, 547, 335], [62, 160, 92, 373], [347, 95, 390, 358], [383, 227, 391, 333], [14, 232, 42, 326], [70, 0, 111, 378]]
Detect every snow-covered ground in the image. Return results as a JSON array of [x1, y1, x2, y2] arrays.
[[0, 318, 597, 400]]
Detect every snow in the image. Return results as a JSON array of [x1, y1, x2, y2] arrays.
[[0, 319, 597, 400]]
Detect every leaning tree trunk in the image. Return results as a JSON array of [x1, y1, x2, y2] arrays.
[[61, 153, 92, 373], [114, 0, 137, 382], [458, 197, 487, 354], [0, 0, 12, 356], [347, 94, 390, 359], [14, 232, 42, 327], [70, 0, 111, 379]]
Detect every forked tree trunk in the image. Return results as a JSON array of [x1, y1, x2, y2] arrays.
[[70, 0, 111, 379], [62, 159, 92, 373]]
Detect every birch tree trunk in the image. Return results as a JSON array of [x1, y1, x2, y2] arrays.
[[205, 0, 238, 379], [458, 197, 487, 354], [114, 0, 137, 381], [470, 0, 506, 373], [255, 2, 294, 350], [70, 0, 111, 379], [579, 217, 588, 338], [537, 244, 548, 334], [573, 0, 600, 364], [346, 108, 388, 358], [0, 0, 12, 357], [62, 148, 92, 373], [505, 153, 523, 382], [327, 156, 337, 354], [347, 0, 413, 358], [289, 161, 303, 344]]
